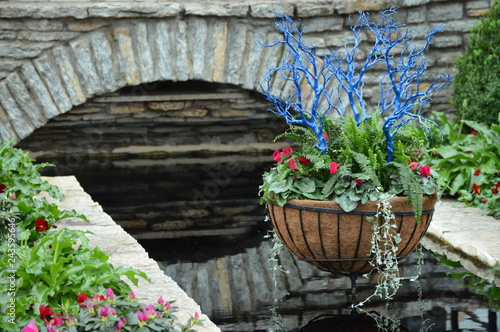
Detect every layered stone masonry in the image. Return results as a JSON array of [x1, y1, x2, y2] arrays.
[[0, 0, 493, 142]]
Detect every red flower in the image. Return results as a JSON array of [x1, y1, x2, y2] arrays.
[[474, 169, 481, 175], [0, 184, 6, 193], [409, 159, 419, 171], [473, 183, 481, 195], [39, 304, 54, 321], [418, 165, 431, 178], [354, 178, 363, 185], [77, 293, 88, 307], [495, 181, 500, 188], [35, 218, 49, 232], [298, 156, 310, 165], [282, 147, 293, 155], [493, 187, 499, 195], [329, 162, 340, 175], [272, 149, 283, 162], [289, 158, 298, 171], [470, 130, 477, 135]]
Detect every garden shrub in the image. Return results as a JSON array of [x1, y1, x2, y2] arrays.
[[414, 111, 500, 218], [451, 0, 500, 126]]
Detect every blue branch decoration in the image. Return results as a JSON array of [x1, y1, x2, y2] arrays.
[[258, 8, 452, 161]]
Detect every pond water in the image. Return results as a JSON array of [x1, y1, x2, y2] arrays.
[[39, 157, 499, 332]]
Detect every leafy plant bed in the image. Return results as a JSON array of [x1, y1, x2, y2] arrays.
[[0, 140, 203, 331]]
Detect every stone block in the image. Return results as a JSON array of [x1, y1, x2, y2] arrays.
[[112, 26, 140, 86], [148, 101, 190, 111], [210, 21, 229, 83], [212, 108, 252, 118], [21, 62, 61, 118], [250, 3, 294, 18], [51, 46, 86, 106], [153, 20, 176, 81], [164, 108, 208, 117], [34, 54, 73, 114], [184, 2, 249, 17], [427, 3, 464, 22], [301, 15, 344, 33], [0, 40, 52, 58], [109, 103, 145, 114], [67, 21, 109, 32], [466, 8, 491, 17], [5, 71, 46, 128], [91, 31, 121, 92], [132, 22, 155, 83], [18, 31, 80, 42], [87, 3, 183, 18], [188, 17, 208, 81], [432, 34, 463, 48], [70, 37, 104, 97], [174, 20, 189, 81], [297, 1, 335, 17], [335, 0, 392, 14]]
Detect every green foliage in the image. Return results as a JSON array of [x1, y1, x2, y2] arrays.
[[260, 114, 438, 216], [451, 0, 500, 126], [0, 139, 87, 245], [437, 256, 500, 311], [0, 228, 150, 329], [416, 111, 500, 217]]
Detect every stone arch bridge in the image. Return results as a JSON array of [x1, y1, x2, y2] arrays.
[[0, 0, 491, 145]]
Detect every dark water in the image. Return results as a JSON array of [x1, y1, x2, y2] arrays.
[[38, 157, 499, 332]]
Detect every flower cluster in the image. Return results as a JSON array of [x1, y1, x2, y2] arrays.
[[22, 289, 202, 332], [261, 114, 437, 215]]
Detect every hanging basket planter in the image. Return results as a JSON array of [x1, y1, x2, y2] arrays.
[[267, 194, 438, 274]]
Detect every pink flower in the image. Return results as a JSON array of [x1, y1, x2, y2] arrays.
[[289, 158, 298, 171], [46, 326, 58, 332], [157, 296, 165, 306], [418, 165, 431, 178], [48, 316, 64, 327], [298, 156, 310, 165], [22, 321, 39, 332], [100, 306, 110, 317], [128, 291, 136, 299], [329, 162, 340, 174], [354, 178, 363, 185], [283, 147, 293, 155], [136, 310, 148, 322], [116, 320, 124, 330], [165, 301, 171, 311], [106, 288, 115, 299]]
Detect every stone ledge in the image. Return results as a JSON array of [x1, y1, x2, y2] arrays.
[[40, 175, 221, 332], [422, 198, 500, 286]]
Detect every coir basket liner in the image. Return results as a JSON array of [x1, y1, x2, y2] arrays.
[[267, 194, 437, 274]]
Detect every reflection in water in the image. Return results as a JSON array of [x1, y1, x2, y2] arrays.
[[142, 236, 499, 332]]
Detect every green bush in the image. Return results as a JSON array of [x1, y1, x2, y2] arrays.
[[451, 0, 500, 126], [415, 111, 500, 218]]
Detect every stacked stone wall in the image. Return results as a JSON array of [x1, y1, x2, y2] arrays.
[[0, 0, 493, 145]]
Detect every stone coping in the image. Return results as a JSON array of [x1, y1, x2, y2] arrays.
[[41, 176, 221, 332], [422, 198, 500, 287]]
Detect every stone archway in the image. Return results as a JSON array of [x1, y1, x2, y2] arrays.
[[0, 16, 285, 142]]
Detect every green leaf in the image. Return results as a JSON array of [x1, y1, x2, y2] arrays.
[[293, 177, 316, 193], [335, 195, 359, 212]]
